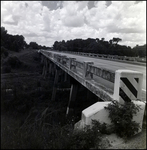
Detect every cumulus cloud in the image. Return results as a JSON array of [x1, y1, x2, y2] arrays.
[[1, 1, 146, 47]]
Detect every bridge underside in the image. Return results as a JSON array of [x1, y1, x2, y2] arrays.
[[41, 59, 103, 116]]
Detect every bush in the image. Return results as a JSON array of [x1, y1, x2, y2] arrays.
[[1, 65, 11, 73], [3, 56, 23, 69], [1, 46, 9, 57], [65, 120, 109, 149], [104, 100, 141, 139]]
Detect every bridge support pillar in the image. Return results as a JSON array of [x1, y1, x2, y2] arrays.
[[51, 66, 60, 101], [42, 57, 47, 78], [64, 72, 68, 82], [52, 64, 56, 77], [66, 79, 79, 116], [42, 58, 48, 79], [49, 62, 55, 77], [42, 64, 45, 77]]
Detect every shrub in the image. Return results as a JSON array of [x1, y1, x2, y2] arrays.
[[104, 100, 141, 139], [1, 65, 11, 73], [1, 46, 9, 58], [66, 120, 110, 149], [2, 56, 23, 69]]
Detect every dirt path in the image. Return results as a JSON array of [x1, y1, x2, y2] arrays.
[[104, 129, 146, 149]]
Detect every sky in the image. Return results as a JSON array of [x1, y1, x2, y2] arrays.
[[1, 1, 146, 48]]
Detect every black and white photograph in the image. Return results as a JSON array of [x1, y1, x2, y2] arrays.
[[1, 1, 146, 149]]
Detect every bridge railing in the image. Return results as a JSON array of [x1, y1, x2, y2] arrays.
[[61, 51, 146, 62], [44, 50, 116, 84], [88, 64, 115, 82]]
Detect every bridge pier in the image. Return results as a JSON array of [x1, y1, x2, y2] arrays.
[[48, 61, 52, 75], [64, 72, 68, 82], [48, 62, 55, 78], [42, 57, 49, 79], [66, 78, 79, 116], [51, 66, 60, 101]]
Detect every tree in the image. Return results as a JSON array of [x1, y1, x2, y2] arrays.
[[1, 27, 26, 52], [101, 38, 105, 41], [109, 40, 113, 45], [29, 42, 39, 49], [112, 37, 122, 45], [96, 38, 99, 43]]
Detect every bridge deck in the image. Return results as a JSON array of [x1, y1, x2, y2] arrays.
[[40, 50, 146, 102], [45, 50, 146, 90]]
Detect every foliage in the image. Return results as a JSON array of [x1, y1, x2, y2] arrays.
[[1, 27, 26, 52], [2, 56, 23, 69], [1, 46, 9, 58], [29, 42, 39, 49], [1, 65, 11, 73], [1, 80, 109, 149], [104, 100, 141, 138], [1, 26, 50, 52]]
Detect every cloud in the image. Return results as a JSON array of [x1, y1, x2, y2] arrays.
[[23, 32, 38, 37], [1, 1, 146, 48], [60, 1, 87, 27], [3, 15, 17, 25], [41, 1, 63, 10], [62, 15, 84, 27]]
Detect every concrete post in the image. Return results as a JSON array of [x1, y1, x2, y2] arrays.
[[83, 61, 94, 79], [41, 55, 44, 64], [44, 58, 48, 79], [42, 57, 45, 77], [49, 62, 53, 75], [61, 56, 67, 65], [51, 64, 56, 77], [66, 80, 79, 116], [48, 61, 51, 76], [113, 69, 143, 104], [64, 72, 67, 82], [51, 67, 60, 101], [59, 70, 64, 83], [69, 58, 76, 71]]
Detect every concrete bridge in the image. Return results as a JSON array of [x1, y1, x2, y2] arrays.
[[39, 49, 146, 133]]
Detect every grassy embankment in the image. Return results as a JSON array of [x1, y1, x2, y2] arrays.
[[1, 49, 103, 149]]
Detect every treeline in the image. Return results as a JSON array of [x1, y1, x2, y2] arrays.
[[53, 38, 146, 57], [1, 26, 50, 53], [1, 26, 50, 73], [1, 26, 146, 58]]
